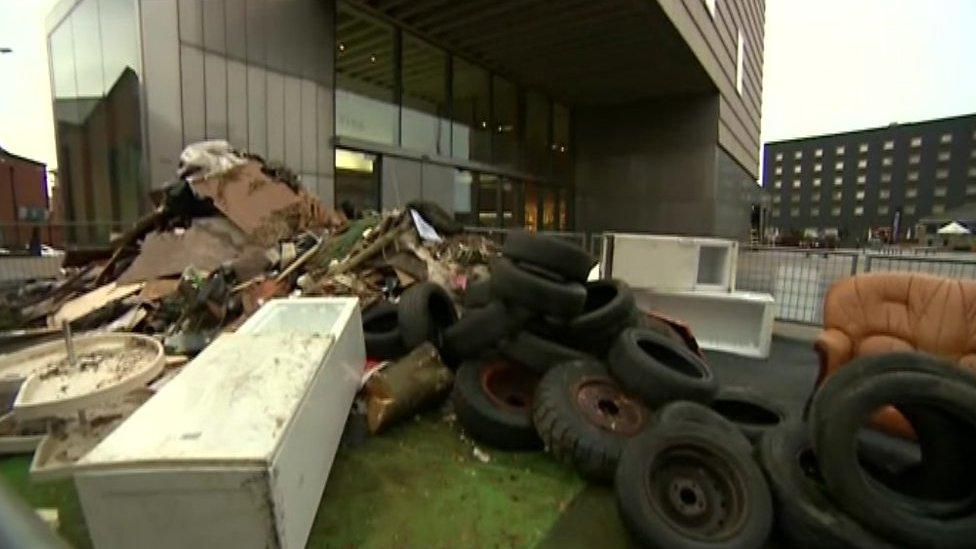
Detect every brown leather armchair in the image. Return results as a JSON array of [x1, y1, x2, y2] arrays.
[[815, 272, 976, 438]]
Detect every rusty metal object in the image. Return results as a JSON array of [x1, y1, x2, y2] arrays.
[[364, 342, 453, 434]]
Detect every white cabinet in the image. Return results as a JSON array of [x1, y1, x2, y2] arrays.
[[74, 297, 364, 549], [635, 290, 775, 359], [602, 234, 738, 292]]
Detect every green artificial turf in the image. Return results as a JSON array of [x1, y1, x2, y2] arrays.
[[0, 410, 595, 548]]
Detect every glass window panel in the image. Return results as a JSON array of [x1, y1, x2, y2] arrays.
[[452, 169, 476, 225], [501, 179, 520, 227], [336, 6, 397, 145], [401, 34, 449, 155], [73, 0, 103, 97], [553, 103, 570, 176], [558, 188, 570, 230], [541, 188, 557, 230], [452, 58, 490, 162], [478, 173, 500, 226], [523, 182, 539, 230], [525, 91, 550, 175], [334, 149, 379, 215], [492, 76, 519, 167]]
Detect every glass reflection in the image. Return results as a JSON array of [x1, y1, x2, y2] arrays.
[[492, 76, 519, 168], [336, 5, 398, 145], [401, 34, 449, 155], [452, 58, 490, 163]]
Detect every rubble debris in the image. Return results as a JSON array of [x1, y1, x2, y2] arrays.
[[177, 139, 248, 181], [48, 282, 144, 328]]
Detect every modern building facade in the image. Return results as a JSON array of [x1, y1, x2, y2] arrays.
[[47, 0, 765, 244], [762, 114, 976, 244], [0, 147, 49, 249]]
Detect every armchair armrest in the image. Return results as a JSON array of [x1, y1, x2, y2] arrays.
[[814, 328, 854, 385]]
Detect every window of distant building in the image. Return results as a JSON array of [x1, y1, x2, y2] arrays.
[[774, 179, 782, 189], [856, 190, 865, 200], [836, 145, 846, 155], [773, 195, 781, 203], [882, 157, 893, 167], [933, 203, 946, 214], [835, 161, 844, 170], [704, 0, 717, 17], [775, 152, 783, 161], [834, 176, 843, 186], [775, 166, 782, 175], [790, 207, 800, 217], [905, 204, 916, 215], [884, 140, 894, 151], [908, 171, 919, 181], [794, 165, 802, 174], [880, 173, 892, 183], [736, 29, 745, 95], [854, 206, 864, 216], [970, 149, 976, 159], [772, 208, 781, 217], [813, 178, 822, 187], [857, 159, 867, 169], [967, 184, 976, 195], [911, 137, 922, 147], [970, 167, 976, 177], [793, 179, 801, 188], [831, 206, 841, 216], [811, 207, 820, 216], [859, 143, 869, 153], [934, 186, 948, 197], [832, 190, 843, 200], [812, 192, 821, 201], [936, 168, 949, 179], [791, 193, 801, 203], [972, 129, 976, 139], [938, 151, 951, 162], [794, 151, 803, 160], [909, 154, 920, 165], [879, 188, 891, 199], [879, 205, 889, 215], [815, 148, 823, 158], [906, 187, 918, 198], [941, 133, 953, 144], [857, 175, 866, 184]]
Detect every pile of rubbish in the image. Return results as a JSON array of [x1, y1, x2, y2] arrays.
[[0, 140, 495, 359]]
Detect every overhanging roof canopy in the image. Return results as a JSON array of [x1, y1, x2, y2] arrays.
[[938, 221, 971, 235], [346, 0, 715, 105]]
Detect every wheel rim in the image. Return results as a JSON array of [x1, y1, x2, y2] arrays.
[[645, 445, 747, 541], [574, 378, 647, 435], [481, 359, 538, 411]]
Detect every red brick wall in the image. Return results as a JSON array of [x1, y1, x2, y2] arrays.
[[0, 152, 48, 248]]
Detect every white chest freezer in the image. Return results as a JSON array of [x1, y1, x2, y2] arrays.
[[73, 297, 364, 549]]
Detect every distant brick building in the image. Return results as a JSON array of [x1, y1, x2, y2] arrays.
[[0, 147, 49, 249]]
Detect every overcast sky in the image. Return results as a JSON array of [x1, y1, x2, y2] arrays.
[[0, 0, 974, 172]]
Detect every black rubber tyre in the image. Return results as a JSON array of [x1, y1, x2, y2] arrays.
[[658, 401, 752, 454], [502, 230, 594, 282], [608, 327, 717, 407], [397, 282, 459, 349], [568, 280, 636, 334], [709, 386, 789, 445], [615, 421, 774, 549], [406, 200, 463, 235], [442, 301, 510, 364], [463, 278, 493, 309], [489, 257, 587, 318], [362, 301, 406, 359], [533, 360, 652, 482], [812, 353, 976, 514], [639, 314, 688, 347], [811, 358, 976, 549], [513, 260, 568, 283], [758, 421, 895, 549], [498, 331, 592, 375], [452, 355, 542, 450]]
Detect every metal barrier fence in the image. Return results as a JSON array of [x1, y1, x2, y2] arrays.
[[736, 248, 859, 325], [463, 226, 589, 251], [0, 222, 121, 250], [738, 247, 976, 325]]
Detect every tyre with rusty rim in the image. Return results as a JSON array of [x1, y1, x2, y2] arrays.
[[452, 354, 542, 450], [533, 359, 651, 482], [609, 327, 717, 407], [615, 421, 773, 549]]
